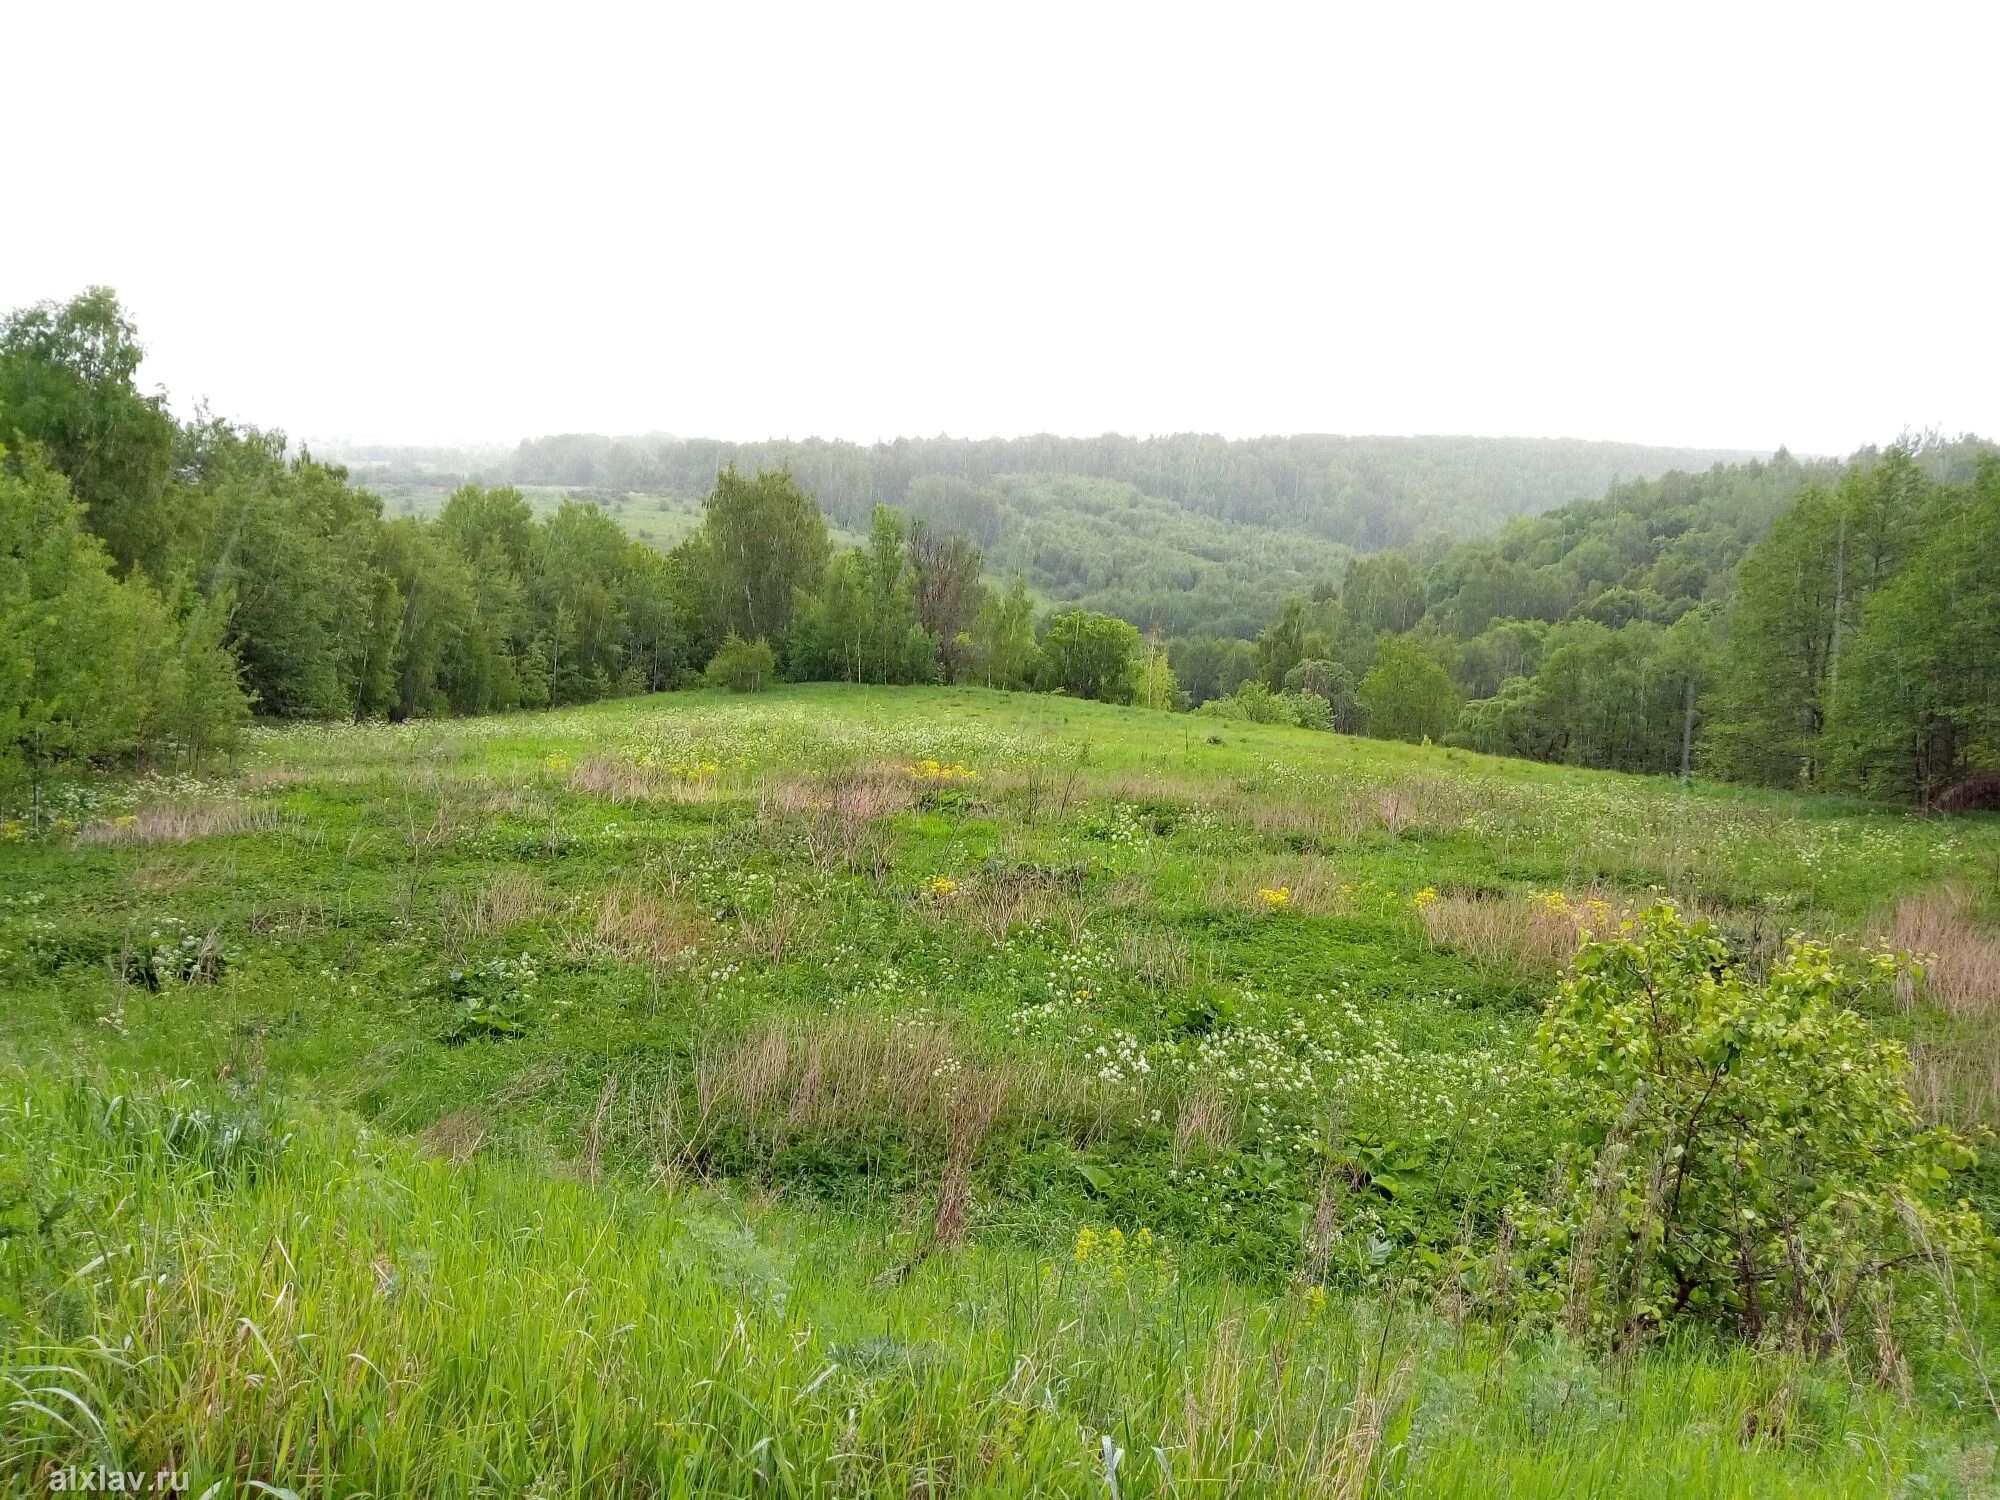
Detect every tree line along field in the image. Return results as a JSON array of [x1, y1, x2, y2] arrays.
[[6, 685, 2000, 1496]]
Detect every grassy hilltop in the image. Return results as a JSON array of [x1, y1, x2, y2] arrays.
[[5, 686, 2000, 1496]]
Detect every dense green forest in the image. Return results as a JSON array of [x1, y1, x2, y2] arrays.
[[5, 285, 1994, 812], [338, 431, 1755, 636], [1204, 436, 2000, 804]]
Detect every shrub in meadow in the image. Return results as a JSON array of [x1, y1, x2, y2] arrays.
[[1521, 903, 1985, 1349], [705, 633, 776, 692]]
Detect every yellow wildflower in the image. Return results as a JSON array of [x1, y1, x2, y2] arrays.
[[909, 759, 979, 783]]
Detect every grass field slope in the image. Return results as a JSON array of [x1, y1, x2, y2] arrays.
[[5, 687, 2000, 1497]]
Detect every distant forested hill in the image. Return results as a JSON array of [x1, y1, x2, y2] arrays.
[[500, 432, 1758, 544], [334, 432, 1760, 636]]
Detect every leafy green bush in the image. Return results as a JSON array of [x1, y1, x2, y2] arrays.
[[1, 452, 249, 797], [1196, 679, 1287, 723], [1283, 658, 1359, 731], [1195, 680, 1332, 730], [1523, 904, 1984, 1347], [706, 633, 777, 693], [1279, 690, 1333, 731], [1037, 609, 1140, 703]]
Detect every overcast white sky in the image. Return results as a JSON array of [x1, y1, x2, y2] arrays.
[[5, 3, 1994, 455]]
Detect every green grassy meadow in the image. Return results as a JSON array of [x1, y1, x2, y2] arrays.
[[5, 686, 2000, 1496]]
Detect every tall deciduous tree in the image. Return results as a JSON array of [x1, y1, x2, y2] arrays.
[[532, 501, 631, 704], [1136, 629, 1179, 710], [1357, 637, 1460, 743], [185, 430, 387, 720], [972, 575, 1039, 689], [1255, 598, 1308, 690], [1341, 554, 1426, 636], [908, 520, 984, 682], [1829, 456, 2000, 802], [1706, 449, 1930, 788], [694, 466, 829, 646], [0, 288, 178, 578]]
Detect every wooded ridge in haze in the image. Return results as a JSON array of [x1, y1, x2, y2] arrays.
[[329, 431, 1761, 636]]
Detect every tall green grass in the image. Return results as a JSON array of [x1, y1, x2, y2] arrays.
[[4, 1074, 1989, 1498]]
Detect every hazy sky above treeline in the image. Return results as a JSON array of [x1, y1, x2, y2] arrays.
[[6, 3, 1994, 456]]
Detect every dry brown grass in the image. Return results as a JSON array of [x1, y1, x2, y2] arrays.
[[595, 885, 711, 965], [1173, 1083, 1239, 1163], [420, 1109, 487, 1162], [1113, 926, 1210, 995], [474, 775, 540, 816], [1220, 859, 1353, 918], [734, 885, 807, 966], [1169, 1317, 1410, 1496], [570, 756, 722, 804], [1212, 789, 1341, 843], [949, 863, 1094, 944], [1888, 887, 2000, 1128], [673, 1014, 1107, 1173], [1197, 773, 1489, 849], [246, 897, 330, 938], [698, 1015, 996, 1140], [1087, 771, 1208, 803], [1908, 1033, 2000, 1130], [988, 756, 1091, 823], [129, 856, 201, 894], [1416, 889, 1619, 975], [240, 766, 315, 793], [75, 800, 277, 846], [932, 1070, 1009, 1250], [762, 763, 914, 819], [1344, 776, 1479, 840], [1893, 886, 2000, 1015], [439, 871, 548, 957], [480, 870, 545, 927], [761, 765, 913, 882]]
